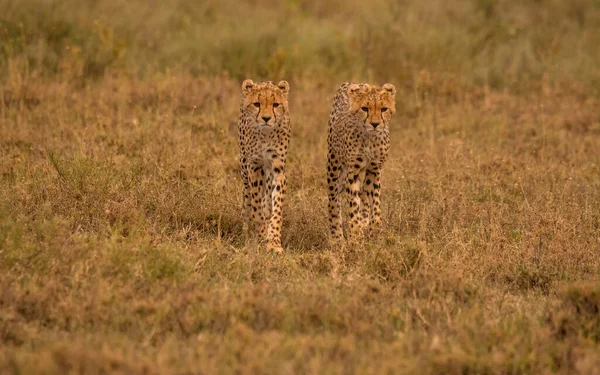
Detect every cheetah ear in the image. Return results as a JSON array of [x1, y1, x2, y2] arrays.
[[348, 83, 370, 97], [242, 79, 254, 93], [382, 83, 396, 96], [348, 83, 361, 94], [277, 80, 290, 94]]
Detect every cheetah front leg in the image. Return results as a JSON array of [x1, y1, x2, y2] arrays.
[[240, 163, 253, 239], [371, 169, 383, 227], [266, 161, 286, 254], [327, 155, 344, 241], [346, 163, 366, 238], [248, 163, 267, 239], [240, 162, 252, 218], [261, 171, 273, 224], [360, 174, 373, 228]]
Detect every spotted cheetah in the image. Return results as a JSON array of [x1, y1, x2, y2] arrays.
[[238, 79, 291, 253], [327, 82, 396, 240]]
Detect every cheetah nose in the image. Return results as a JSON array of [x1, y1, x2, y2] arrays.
[[262, 116, 271, 123], [371, 122, 380, 128]]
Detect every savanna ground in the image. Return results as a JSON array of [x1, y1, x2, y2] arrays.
[[1, 0, 600, 373]]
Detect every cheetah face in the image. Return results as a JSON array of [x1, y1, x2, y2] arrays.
[[242, 79, 289, 127], [348, 83, 396, 132]]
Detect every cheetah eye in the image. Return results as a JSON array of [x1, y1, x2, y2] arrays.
[[381, 107, 388, 113], [253, 102, 260, 108], [273, 103, 280, 108], [361, 107, 369, 112]]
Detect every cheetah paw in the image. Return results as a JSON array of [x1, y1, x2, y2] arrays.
[[327, 236, 344, 247], [267, 244, 284, 254]]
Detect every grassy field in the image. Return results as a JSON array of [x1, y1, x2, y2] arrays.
[[1, 0, 600, 373]]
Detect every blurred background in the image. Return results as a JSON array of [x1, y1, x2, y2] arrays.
[[2, 0, 600, 95]]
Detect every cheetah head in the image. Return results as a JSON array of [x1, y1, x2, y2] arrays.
[[348, 83, 396, 132], [241, 79, 290, 127]]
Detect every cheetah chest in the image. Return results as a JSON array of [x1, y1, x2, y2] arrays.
[[248, 125, 288, 169], [354, 131, 389, 168]]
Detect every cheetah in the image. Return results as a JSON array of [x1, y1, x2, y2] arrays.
[[238, 79, 291, 253], [326, 82, 396, 240]]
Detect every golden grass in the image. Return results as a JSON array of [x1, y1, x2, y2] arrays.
[[1, 1, 600, 373]]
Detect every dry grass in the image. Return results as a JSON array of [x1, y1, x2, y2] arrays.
[[1, 1, 600, 374]]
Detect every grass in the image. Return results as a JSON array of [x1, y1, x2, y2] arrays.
[[1, 0, 600, 373]]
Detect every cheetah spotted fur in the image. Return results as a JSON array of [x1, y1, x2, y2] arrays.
[[327, 82, 396, 240], [238, 79, 291, 253]]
